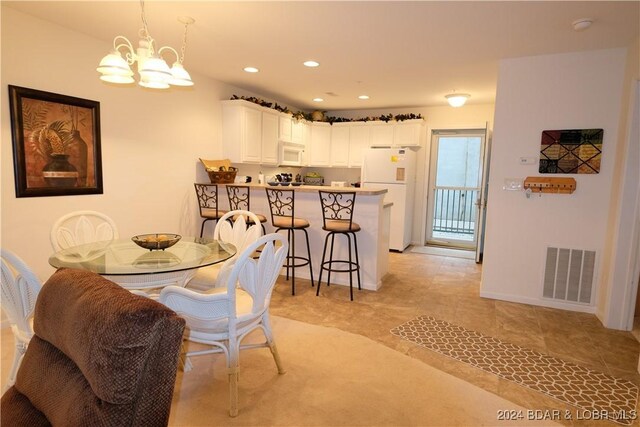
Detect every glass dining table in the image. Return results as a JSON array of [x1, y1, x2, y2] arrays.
[[48, 237, 236, 291]]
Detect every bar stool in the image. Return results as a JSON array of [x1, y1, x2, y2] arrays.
[[316, 190, 361, 301], [226, 185, 267, 234], [265, 188, 314, 295], [194, 183, 227, 238]]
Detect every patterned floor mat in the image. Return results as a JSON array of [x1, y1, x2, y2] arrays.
[[391, 316, 638, 425]]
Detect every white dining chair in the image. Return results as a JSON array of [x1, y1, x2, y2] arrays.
[[50, 210, 194, 294], [0, 249, 42, 390], [159, 233, 288, 417], [186, 209, 263, 291]]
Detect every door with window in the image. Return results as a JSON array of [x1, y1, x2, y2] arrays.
[[426, 129, 487, 251]]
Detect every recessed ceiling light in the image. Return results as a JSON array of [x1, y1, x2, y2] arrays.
[[243, 67, 259, 73], [313, 97, 324, 102], [572, 18, 593, 31], [358, 95, 370, 100], [304, 60, 320, 67]]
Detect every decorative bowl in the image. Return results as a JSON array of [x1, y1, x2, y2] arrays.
[[280, 182, 290, 186], [267, 182, 279, 186], [132, 234, 181, 251], [291, 182, 303, 186]]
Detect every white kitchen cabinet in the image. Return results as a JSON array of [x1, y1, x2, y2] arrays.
[[222, 101, 262, 163], [308, 122, 331, 167], [368, 122, 395, 147], [291, 119, 305, 144], [393, 120, 424, 147], [348, 123, 369, 167], [279, 114, 292, 142], [330, 124, 350, 167], [262, 112, 279, 165]]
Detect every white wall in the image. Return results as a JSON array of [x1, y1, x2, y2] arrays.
[[481, 48, 627, 314], [327, 105, 495, 245], [0, 8, 272, 281]]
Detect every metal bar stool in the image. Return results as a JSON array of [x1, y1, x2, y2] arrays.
[[194, 183, 227, 238], [316, 190, 361, 301], [265, 188, 314, 295], [226, 185, 267, 235]]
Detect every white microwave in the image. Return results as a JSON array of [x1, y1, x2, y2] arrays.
[[279, 142, 305, 166]]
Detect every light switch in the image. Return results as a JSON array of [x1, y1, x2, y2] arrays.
[[519, 157, 537, 165]]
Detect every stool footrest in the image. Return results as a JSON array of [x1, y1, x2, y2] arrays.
[[283, 255, 312, 269], [320, 260, 360, 274]]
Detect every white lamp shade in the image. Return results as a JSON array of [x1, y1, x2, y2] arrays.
[[100, 74, 135, 84], [445, 93, 470, 107], [97, 51, 134, 78], [138, 56, 172, 81], [168, 63, 194, 86], [138, 76, 170, 89]]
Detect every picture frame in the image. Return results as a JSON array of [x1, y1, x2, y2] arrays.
[[9, 85, 103, 197]]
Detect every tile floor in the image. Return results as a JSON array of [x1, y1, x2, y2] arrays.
[[269, 249, 640, 426]]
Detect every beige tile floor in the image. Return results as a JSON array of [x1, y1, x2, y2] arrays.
[[269, 249, 640, 426]]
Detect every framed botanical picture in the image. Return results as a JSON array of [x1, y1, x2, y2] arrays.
[[9, 85, 103, 197]]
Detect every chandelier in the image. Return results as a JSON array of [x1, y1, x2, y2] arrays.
[[97, 0, 194, 89], [445, 92, 470, 107]]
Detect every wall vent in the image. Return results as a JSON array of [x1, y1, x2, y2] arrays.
[[543, 247, 596, 304]]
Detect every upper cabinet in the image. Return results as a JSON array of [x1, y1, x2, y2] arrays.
[[348, 123, 369, 167], [279, 114, 292, 143], [393, 120, 424, 147], [291, 119, 305, 144], [222, 100, 287, 164], [308, 122, 331, 167], [261, 112, 279, 165], [222, 101, 262, 163], [330, 124, 350, 167], [369, 122, 395, 148]]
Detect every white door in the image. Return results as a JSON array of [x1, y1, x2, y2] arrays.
[[425, 129, 486, 250]]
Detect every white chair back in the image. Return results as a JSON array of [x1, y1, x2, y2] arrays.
[[214, 210, 263, 252], [50, 210, 119, 251], [0, 249, 41, 336]]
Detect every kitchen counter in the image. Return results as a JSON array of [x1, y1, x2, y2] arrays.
[[218, 183, 387, 196], [209, 182, 390, 291]]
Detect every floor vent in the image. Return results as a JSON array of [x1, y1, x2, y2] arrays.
[[543, 247, 595, 304]]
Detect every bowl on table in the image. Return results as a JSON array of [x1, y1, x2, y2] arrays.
[[132, 233, 181, 251], [267, 182, 279, 186], [291, 182, 303, 186], [280, 182, 290, 186]]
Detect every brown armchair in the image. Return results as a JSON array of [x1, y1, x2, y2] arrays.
[[1, 268, 186, 426]]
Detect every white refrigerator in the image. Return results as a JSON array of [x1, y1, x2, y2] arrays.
[[361, 148, 417, 252]]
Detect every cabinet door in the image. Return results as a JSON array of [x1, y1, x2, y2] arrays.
[[330, 125, 350, 167], [279, 115, 292, 142], [242, 108, 262, 163], [369, 123, 395, 147], [291, 120, 305, 144], [348, 124, 369, 167], [309, 123, 331, 166], [394, 121, 423, 147], [262, 112, 279, 165]]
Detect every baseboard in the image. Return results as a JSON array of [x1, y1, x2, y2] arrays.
[[279, 272, 379, 291], [479, 290, 596, 314]]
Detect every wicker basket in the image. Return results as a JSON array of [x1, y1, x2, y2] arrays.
[[206, 170, 237, 184]]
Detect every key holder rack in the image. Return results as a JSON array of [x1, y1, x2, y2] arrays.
[[524, 177, 576, 198]]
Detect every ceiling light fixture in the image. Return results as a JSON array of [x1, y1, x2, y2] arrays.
[[97, 0, 194, 89], [243, 67, 259, 73], [445, 93, 470, 107], [572, 18, 593, 31], [304, 60, 320, 67], [313, 98, 324, 102], [358, 95, 370, 100]]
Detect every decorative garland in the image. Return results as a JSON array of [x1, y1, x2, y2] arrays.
[[230, 95, 423, 124]]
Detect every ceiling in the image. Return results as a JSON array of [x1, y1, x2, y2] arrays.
[[6, 1, 639, 111]]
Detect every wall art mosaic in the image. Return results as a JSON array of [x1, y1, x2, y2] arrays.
[[539, 129, 603, 174]]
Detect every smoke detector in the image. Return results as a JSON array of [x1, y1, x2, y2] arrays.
[[572, 18, 593, 31]]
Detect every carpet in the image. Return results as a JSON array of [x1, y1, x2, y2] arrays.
[[391, 316, 639, 426]]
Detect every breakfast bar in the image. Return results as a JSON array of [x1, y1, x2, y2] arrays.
[[217, 184, 390, 291]]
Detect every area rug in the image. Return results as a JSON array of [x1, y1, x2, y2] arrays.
[[391, 316, 639, 426]]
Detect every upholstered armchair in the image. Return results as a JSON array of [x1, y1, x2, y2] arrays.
[[1, 268, 186, 426]]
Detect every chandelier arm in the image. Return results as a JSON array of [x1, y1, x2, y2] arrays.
[[112, 36, 136, 64], [158, 46, 180, 64]]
